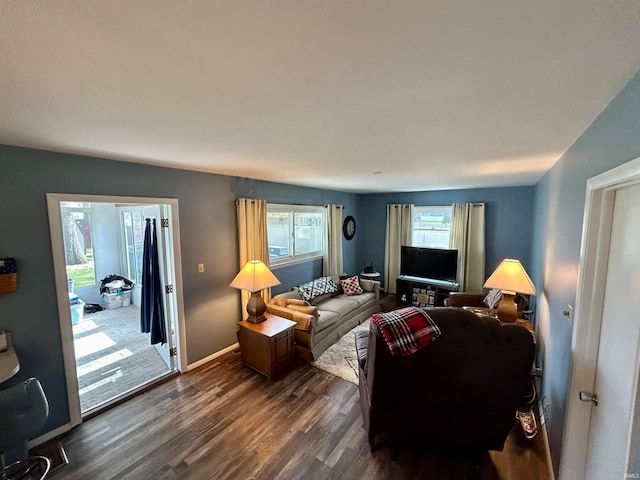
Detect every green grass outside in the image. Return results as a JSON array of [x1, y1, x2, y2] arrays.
[[67, 266, 96, 287]]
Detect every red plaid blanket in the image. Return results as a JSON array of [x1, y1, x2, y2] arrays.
[[371, 307, 441, 356]]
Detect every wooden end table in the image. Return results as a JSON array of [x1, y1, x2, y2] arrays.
[[237, 313, 295, 380]]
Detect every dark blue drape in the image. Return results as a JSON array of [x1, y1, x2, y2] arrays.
[[140, 218, 166, 345]]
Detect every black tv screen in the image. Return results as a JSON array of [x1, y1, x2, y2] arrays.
[[400, 246, 458, 282]]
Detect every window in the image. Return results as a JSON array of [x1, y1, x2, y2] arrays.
[[412, 205, 452, 249], [267, 204, 325, 266], [119, 207, 146, 285], [61, 202, 96, 287]]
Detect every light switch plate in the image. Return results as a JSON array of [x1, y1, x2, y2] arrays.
[[197, 263, 205, 273]]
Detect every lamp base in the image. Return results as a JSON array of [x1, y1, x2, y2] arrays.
[[245, 291, 267, 324], [496, 292, 517, 323], [246, 314, 267, 324]]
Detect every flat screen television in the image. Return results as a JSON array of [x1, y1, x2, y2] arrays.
[[400, 246, 458, 282]]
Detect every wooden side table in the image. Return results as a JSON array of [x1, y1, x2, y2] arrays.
[[237, 313, 295, 380]]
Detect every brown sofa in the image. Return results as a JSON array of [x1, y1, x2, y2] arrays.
[[266, 277, 380, 361], [355, 307, 535, 452]]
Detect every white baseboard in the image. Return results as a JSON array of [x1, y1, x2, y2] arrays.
[[541, 423, 556, 480], [187, 342, 239, 371], [538, 399, 556, 480]]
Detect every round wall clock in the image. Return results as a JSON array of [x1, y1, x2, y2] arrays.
[[343, 215, 356, 240]]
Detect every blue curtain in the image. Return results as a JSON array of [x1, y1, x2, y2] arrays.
[[140, 218, 166, 345]]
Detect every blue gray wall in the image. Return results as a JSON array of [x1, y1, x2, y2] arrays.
[[0, 147, 357, 434], [531, 68, 640, 475], [357, 187, 536, 290], [0, 142, 537, 445], [232, 177, 360, 293]]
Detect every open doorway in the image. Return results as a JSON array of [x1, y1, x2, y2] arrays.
[[63, 201, 175, 413], [48, 194, 187, 426]]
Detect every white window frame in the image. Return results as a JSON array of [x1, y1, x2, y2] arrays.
[[412, 205, 452, 249], [267, 203, 325, 268], [118, 206, 146, 285]]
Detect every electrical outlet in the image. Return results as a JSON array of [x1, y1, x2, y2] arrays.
[[197, 263, 205, 273]]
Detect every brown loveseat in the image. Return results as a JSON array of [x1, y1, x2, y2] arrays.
[[355, 307, 535, 452]]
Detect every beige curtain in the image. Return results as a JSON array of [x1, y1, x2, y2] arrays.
[[384, 204, 414, 294], [235, 198, 270, 320], [323, 204, 344, 276], [449, 203, 485, 292]]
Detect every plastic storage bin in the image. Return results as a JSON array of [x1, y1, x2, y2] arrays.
[[103, 291, 131, 309], [69, 292, 85, 325]]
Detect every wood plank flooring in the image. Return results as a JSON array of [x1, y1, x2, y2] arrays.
[[45, 349, 551, 480]]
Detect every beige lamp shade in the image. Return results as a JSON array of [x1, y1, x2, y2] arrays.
[[230, 260, 280, 323], [230, 260, 281, 292], [483, 259, 535, 323], [484, 259, 536, 295]]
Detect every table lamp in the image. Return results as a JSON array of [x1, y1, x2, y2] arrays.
[[483, 259, 536, 323], [230, 260, 281, 323]]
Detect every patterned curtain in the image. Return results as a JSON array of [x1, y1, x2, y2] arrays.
[[323, 204, 344, 276], [449, 203, 485, 292], [384, 204, 414, 294], [235, 198, 270, 320]]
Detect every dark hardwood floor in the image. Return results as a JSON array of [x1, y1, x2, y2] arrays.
[[44, 349, 550, 480]]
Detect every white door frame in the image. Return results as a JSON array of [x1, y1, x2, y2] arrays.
[[560, 156, 640, 479], [46, 193, 188, 428]]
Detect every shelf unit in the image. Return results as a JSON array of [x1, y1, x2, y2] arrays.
[[396, 276, 459, 307]]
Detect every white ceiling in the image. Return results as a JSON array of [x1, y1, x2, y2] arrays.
[[2, 1, 640, 193]]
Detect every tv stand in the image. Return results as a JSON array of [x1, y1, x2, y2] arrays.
[[396, 276, 460, 307]]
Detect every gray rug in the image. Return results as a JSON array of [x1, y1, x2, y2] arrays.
[[311, 320, 370, 385]]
